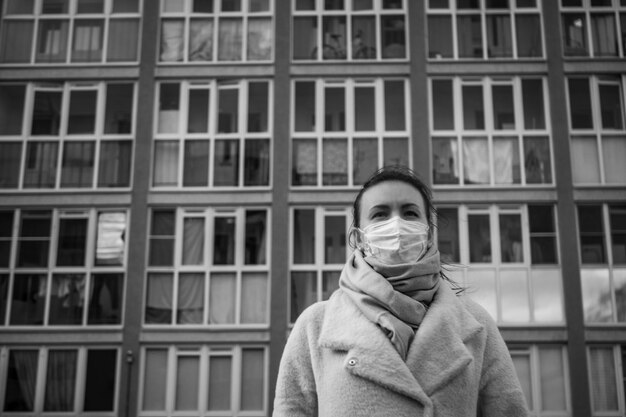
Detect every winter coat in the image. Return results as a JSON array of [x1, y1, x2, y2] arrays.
[[273, 282, 529, 417]]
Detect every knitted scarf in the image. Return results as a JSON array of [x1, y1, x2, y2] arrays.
[[338, 245, 441, 359]]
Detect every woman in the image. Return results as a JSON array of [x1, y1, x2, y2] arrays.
[[273, 166, 529, 417]]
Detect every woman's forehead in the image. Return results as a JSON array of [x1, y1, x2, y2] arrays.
[[360, 180, 425, 207]]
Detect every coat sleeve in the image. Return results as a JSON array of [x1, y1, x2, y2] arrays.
[[477, 311, 530, 417], [272, 306, 320, 417]]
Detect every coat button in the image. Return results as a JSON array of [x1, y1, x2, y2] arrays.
[[348, 358, 357, 366]]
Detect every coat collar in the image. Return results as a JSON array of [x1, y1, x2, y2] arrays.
[[319, 283, 484, 406]]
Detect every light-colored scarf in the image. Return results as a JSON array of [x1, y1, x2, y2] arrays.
[[338, 245, 441, 359]]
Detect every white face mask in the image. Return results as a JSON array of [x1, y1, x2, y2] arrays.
[[358, 216, 430, 264]]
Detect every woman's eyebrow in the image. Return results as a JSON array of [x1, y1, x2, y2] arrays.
[[368, 204, 390, 213]]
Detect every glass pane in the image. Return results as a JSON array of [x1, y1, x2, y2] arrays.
[[562, 14, 588, 56], [466, 269, 497, 319], [250, 0, 269, 12], [325, 87, 345, 131], [0, 85, 26, 134], [352, 16, 377, 59], [528, 205, 557, 264], [432, 80, 454, 130], [163, 0, 185, 12], [247, 18, 272, 60], [42, 0, 68, 13], [385, 80, 406, 130], [531, 269, 564, 322], [36, 20, 69, 63], [599, 84, 624, 129], [293, 17, 317, 60], [214, 139, 239, 186], [500, 270, 529, 322], [295, 82, 315, 131], [248, 82, 269, 132], [0, 143, 22, 188], [189, 18, 214, 61], [214, 217, 235, 264], [614, 269, 626, 321], [104, 84, 133, 134], [208, 356, 232, 410], [10, 274, 46, 324], [44, 350, 77, 411], [294, 209, 315, 264], [84, 350, 116, 411], [428, 16, 453, 58], [209, 273, 236, 323], [325, 0, 344, 9], [296, 0, 315, 9], [95, 212, 126, 266], [539, 347, 567, 411], [145, 273, 173, 324], [0, 21, 34, 63], [153, 141, 179, 187], [218, 18, 243, 61], [353, 138, 377, 185], [143, 350, 168, 411], [160, 19, 184, 61], [323, 271, 340, 300], [610, 206, 626, 264], [61, 141, 95, 187], [463, 137, 489, 184], [494, 137, 520, 184], [222, 0, 242, 11], [591, 14, 617, 56], [192, 0, 213, 11], [324, 216, 346, 263], [149, 210, 175, 266], [241, 349, 264, 410], [589, 347, 619, 411], [113, 0, 139, 13], [98, 140, 131, 187], [158, 83, 180, 133], [244, 139, 270, 186], [486, 15, 512, 58], [429, 0, 448, 7], [516, 15, 542, 57], [291, 271, 317, 322], [602, 136, 626, 183], [383, 137, 408, 167], [569, 78, 593, 129], [522, 79, 545, 130], [292, 139, 317, 185], [176, 356, 200, 410], [322, 138, 347, 185], [432, 137, 459, 184], [31, 91, 62, 135], [183, 140, 209, 186], [245, 210, 267, 264], [188, 89, 210, 133], [571, 136, 600, 183], [4, 350, 38, 411], [182, 218, 205, 265], [511, 354, 533, 408], [72, 19, 104, 62], [469, 214, 491, 262], [88, 273, 123, 324], [436, 208, 459, 263], [381, 15, 406, 58], [578, 205, 606, 263], [492, 85, 514, 129], [322, 16, 347, 60], [57, 218, 87, 266], [581, 269, 613, 322], [0, 274, 7, 324], [241, 272, 267, 323], [218, 88, 238, 133], [6, 0, 35, 14], [17, 211, 51, 267], [462, 85, 484, 130], [108, 18, 139, 61], [457, 15, 483, 58], [354, 87, 375, 131], [500, 214, 523, 262]]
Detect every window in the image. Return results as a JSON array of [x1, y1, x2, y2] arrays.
[[293, 0, 407, 61], [153, 80, 271, 188], [159, 0, 273, 62], [436, 205, 564, 324], [427, 0, 544, 59], [577, 204, 626, 323], [0, 208, 127, 326], [290, 207, 349, 323], [140, 345, 266, 416], [431, 77, 553, 186], [587, 345, 625, 416], [0, 0, 141, 64], [1, 346, 119, 413], [561, 0, 626, 57], [0, 82, 135, 190], [145, 207, 269, 326], [568, 76, 626, 185], [510, 345, 570, 416], [292, 79, 410, 187]]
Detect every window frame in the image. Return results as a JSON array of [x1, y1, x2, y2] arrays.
[[586, 344, 626, 416]]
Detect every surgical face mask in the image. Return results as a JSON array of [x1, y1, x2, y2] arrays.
[[358, 216, 430, 264]]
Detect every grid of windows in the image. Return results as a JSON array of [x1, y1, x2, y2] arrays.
[[577, 204, 626, 323], [427, 0, 544, 59], [561, 0, 626, 57], [437, 204, 564, 324], [0, 208, 126, 327], [1, 346, 119, 414], [153, 80, 271, 188], [292, 0, 407, 61], [139, 345, 267, 416], [145, 207, 269, 326], [159, 0, 273, 62], [568, 75, 626, 185], [0, 82, 135, 190], [0, 0, 140, 64], [510, 345, 571, 416], [587, 345, 626, 416], [430, 77, 553, 186], [290, 207, 350, 323], [292, 78, 410, 187]]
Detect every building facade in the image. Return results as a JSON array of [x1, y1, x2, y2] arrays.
[[0, 0, 625, 416]]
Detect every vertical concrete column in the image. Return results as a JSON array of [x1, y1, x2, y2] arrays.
[[268, 3, 291, 414], [542, 2, 591, 416], [119, 2, 159, 416]]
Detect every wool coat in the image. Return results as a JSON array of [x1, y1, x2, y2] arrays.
[[273, 282, 529, 417]]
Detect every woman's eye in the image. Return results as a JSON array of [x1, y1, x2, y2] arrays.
[[405, 210, 419, 218], [372, 212, 386, 219]]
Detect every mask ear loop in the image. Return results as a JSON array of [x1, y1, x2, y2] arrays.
[[348, 227, 369, 253]]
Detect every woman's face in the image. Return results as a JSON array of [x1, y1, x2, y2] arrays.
[[359, 180, 428, 230]]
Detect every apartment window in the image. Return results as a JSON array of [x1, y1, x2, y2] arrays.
[[568, 76, 626, 184], [578, 204, 626, 323], [588, 345, 626, 416], [145, 207, 269, 326], [153, 80, 271, 188], [0, 209, 126, 326], [431, 77, 553, 186], [510, 345, 570, 416], [1, 346, 119, 413], [561, 0, 626, 57], [159, 0, 273, 62], [292, 79, 410, 187], [427, 0, 544, 59], [0, 82, 134, 190], [293, 0, 407, 61], [0, 0, 140, 64], [140, 345, 267, 416], [290, 207, 349, 323], [436, 205, 564, 324]]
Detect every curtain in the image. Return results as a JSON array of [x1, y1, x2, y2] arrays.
[[240, 349, 264, 410], [589, 347, 619, 411], [571, 136, 600, 183], [208, 356, 232, 410], [189, 18, 213, 61], [44, 350, 77, 411], [247, 18, 271, 60], [72, 20, 103, 62], [177, 273, 204, 324], [8, 350, 38, 411], [353, 138, 377, 185], [36, 20, 69, 63], [602, 136, 626, 184], [96, 212, 126, 265], [153, 141, 179, 186], [23, 142, 58, 188], [462, 138, 489, 184], [457, 15, 482, 57], [107, 19, 139, 61], [538, 347, 567, 411], [160, 19, 184, 61], [487, 15, 512, 57], [61, 141, 94, 188], [146, 273, 173, 324], [432, 138, 458, 184], [591, 14, 617, 56], [322, 138, 347, 185], [0, 21, 33, 62], [292, 139, 317, 185], [218, 18, 243, 61], [182, 218, 204, 265], [209, 273, 236, 324], [493, 137, 517, 184]]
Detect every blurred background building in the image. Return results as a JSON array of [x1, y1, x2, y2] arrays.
[[0, 0, 624, 416]]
